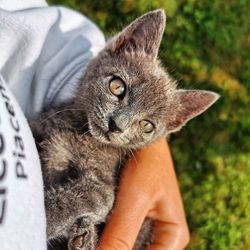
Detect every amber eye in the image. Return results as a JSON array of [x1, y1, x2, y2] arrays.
[[139, 120, 154, 133], [109, 78, 125, 98]]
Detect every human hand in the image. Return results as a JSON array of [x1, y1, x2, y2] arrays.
[[98, 139, 190, 250]]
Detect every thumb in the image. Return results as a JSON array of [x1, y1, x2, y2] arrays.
[[98, 158, 152, 250], [98, 192, 149, 250]]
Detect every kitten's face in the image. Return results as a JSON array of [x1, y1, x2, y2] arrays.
[[76, 10, 219, 149], [82, 52, 173, 148]]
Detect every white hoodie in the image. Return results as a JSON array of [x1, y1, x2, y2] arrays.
[[0, 1, 105, 249]]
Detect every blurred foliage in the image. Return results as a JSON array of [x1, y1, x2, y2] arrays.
[[48, 0, 250, 249]]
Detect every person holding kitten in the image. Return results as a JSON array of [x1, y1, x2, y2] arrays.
[[0, 0, 189, 250]]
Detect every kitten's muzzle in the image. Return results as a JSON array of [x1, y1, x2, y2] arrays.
[[108, 117, 123, 133]]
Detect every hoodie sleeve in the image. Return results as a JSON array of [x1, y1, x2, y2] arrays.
[[0, 2, 105, 119], [0, 1, 105, 249]]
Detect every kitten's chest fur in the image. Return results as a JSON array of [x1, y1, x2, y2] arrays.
[[31, 107, 132, 241], [31, 106, 155, 250], [35, 108, 125, 189]]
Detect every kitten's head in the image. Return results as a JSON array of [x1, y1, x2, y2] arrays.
[[76, 10, 219, 149]]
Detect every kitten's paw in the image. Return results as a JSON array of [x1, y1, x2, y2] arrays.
[[68, 217, 96, 250], [68, 223, 85, 250]]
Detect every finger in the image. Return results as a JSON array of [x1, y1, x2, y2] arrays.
[[148, 141, 190, 249], [98, 198, 148, 250], [98, 156, 152, 250], [149, 220, 189, 250]]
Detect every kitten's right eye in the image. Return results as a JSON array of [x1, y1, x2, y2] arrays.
[[109, 77, 126, 99]]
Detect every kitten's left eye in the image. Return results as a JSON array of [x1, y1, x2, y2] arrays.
[[139, 120, 154, 133], [109, 77, 126, 99]]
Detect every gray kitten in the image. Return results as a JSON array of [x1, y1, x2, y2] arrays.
[[30, 10, 219, 250]]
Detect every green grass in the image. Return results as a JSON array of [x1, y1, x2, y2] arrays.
[[48, 1, 250, 249]]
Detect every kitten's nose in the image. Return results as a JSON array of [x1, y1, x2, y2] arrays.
[[108, 117, 122, 133]]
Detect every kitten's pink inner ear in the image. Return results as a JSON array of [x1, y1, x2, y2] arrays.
[[111, 9, 166, 58], [167, 90, 220, 133]]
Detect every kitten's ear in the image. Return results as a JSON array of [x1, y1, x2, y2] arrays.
[[167, 90, 220, 133], [110, 9, 166, 58]]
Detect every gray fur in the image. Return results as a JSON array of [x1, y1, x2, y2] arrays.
[[30, 9, 219, 250]]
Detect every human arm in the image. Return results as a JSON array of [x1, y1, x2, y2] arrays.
[[98, 138, 190, 250]]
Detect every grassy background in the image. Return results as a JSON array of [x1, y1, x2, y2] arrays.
[[48, 1, 250, 249]]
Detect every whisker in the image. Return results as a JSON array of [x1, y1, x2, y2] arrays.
[[83, 129, 90, 135], [40, 108, 84, 124], [47, 240, 52, 249], [80, 121, 90, 129], [129, 148, 138, 165], [118, 147, 122, 170]]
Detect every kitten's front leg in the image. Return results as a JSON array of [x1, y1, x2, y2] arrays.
[[46, 180, 113, 250], [43, 131, 121, 249], [45, 178, 115, 240]]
